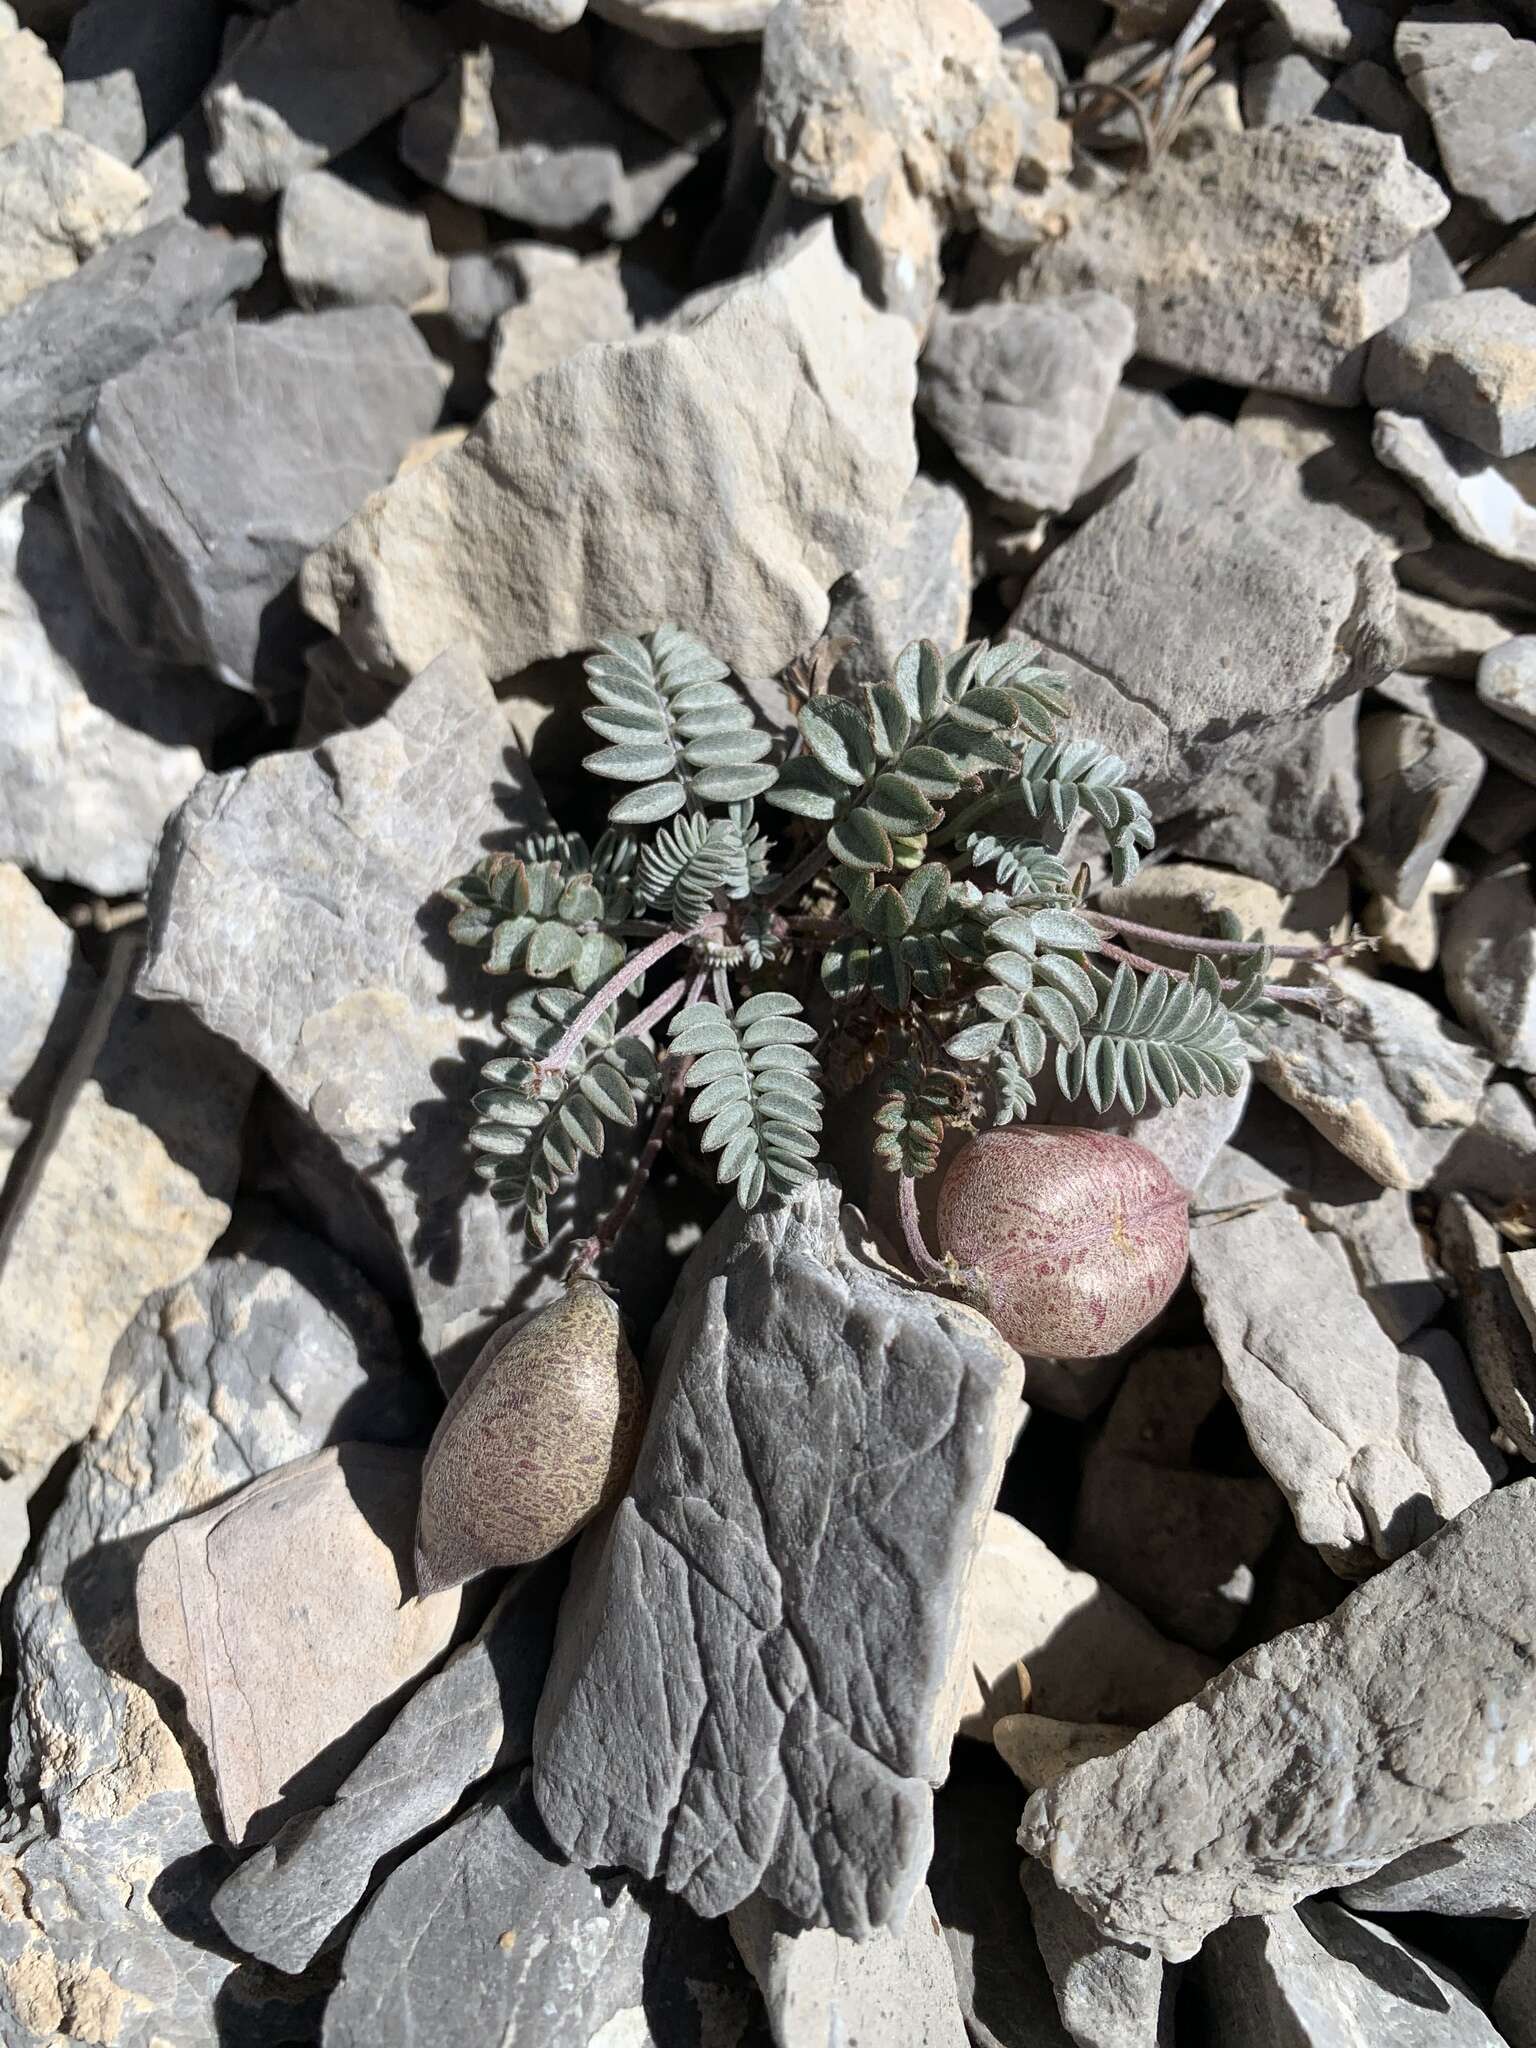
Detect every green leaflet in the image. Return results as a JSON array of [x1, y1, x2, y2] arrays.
[[822, 862, 986, 1011], [443, 830, 635, 992], [582, 625, 777, 823], [873, 1061, 973, 1177], [1054, 956, 1260, 1117], [668, 991, 823, 1209], [633, 804, 769, 929], [1011, 738, 1156, 886]]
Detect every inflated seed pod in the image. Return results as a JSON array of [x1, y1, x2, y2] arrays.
[[937, 1127, 1189, 1360], [414, 1277, 647, 1595]]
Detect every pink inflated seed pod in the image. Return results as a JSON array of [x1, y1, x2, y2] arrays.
[[937, 1128, 1190, 1359]]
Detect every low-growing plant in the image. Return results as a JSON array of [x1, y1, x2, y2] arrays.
[[443, 625, 1344, 1292]]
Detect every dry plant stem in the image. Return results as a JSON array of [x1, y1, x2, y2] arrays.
[[627, 975, 689, 1042], [898, 1173, 952, 1287], [1095, 937, 1326, 1010], [1085, 909, 1351, 962], [1153, 0, 1225, 139], [538, 916, 724, 1077], [1060, 78, 1159, 168]]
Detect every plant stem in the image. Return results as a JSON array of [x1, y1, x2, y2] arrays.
[[898, 1174, 951, 1287], [1086, 909, 1353, 963], [626, 974, 689, 1041], [1094, 938, 1331, 1011], [538, 917, 722, 1077]]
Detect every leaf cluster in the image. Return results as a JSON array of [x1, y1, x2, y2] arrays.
[[445, 830, 636, 991]]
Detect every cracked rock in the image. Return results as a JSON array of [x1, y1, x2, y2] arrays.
[[1190, 1199, 1503, 1572], [826, 475, 972, 686], [532, 1179, 1023, 1938], [277, 169, 448, 312], [1351, 708, 1484, 907], [1375, 409, 1536, 572], [1021, 1481, 1536, 1959], [1367, 288, 1536, 459], [0, 126, 146, 314], [1437, 1192, 1536, 1463], [1442, 865, 1536, 1070], [918, 293, 1135, 512], [1397, 7, 1536, 226], [58, 305, 445, 692], [301, 224, 917, 684]]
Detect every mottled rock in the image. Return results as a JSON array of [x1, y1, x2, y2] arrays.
[[0, 217, 263, 497], [1021, 1860, 1172, 2048], [958, 1510, 1217, 1735], [1442, 865, 1536, 1069], [487, 254, 635, 397], [1437, 1192, 1536, 1463], [203, 0, 448, 198], [730, 1887, 966, 2047], [0, 491, 218, 895], [1011, 419, 1399, 817], [1368, 289, 1536, 460], [1072, 1345, 1286, 1653], [1397, 8, 1536, 226], [1016, 119, 1446, 404], [60, 0, 224, 165], [1020, 1481, 1536, 1960], [0, 127, 145, 313], [1192, 1200, 1502, 1571], [301, 225, 917, 683], [1479, 636, 1536, 734], [1375, 409, 1536, 572], [533, 1180, 1022, 1937], [277, 169, 447, 312], [137, 1444, 461, 1847], [1352, 708, 1483, 906], [59, 305, 444, 692], [1201, 1901, 1505, 2046], [212, 1563, 562, 1974], [324, 1769, 765, 2048], [138, 649, 558, 1390], [399, 43, 695, 240], [826, 475, 972, 684], [919, 293, 1134, 511], [1260, 964, 1493, 1188], [0, 26, 61, 146], [1235, 389, 1432, 555]]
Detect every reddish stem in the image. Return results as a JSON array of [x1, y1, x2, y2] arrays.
[[1094, 938, 1329, 1011], [538, 917, 722, 1077], [627, 974, 689, 1041], [1086, 908, 1353, 963]]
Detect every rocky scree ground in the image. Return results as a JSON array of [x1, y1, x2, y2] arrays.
[[2, 0, 1536, 2042]]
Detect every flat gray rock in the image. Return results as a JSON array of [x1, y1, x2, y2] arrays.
[[1016, 119, 1445, 404], [59, 305, 444, 692], [1020, 1860, 1171, 2048], [1341, 1807, 1536, 1917], [1020, 1481, 1536, 1960], [212, 1561, 563, 1974], [1367, 288, 1536, 459], [323, 1769, 767, 2048], [1174, 696, 1363, 893], [301, 224, 917, 684], [1260, 963, 1493, 1189], [1191, 1200, 1502, 1572], [918, 293, 1135, 512], [1352, 708, 1484, 907], [1479, 636, 1536, 734], [1437, 1192, 1536, 1463], [0, 127, 146, 314], [532, 1179, 1023, 1937], [60, 0, 224, 164], [1379, 666, 1536, 785], [730, 1886, 967, 2047], [1242, 32, 1333, 128], [138, 648, 559, 1391], [1070, 382, 1184, 518], [1435, 1080, 1536, 1209], [0, 216, 263, 497], [1442, 865, 1536, 1070], [1375, 409, 1536, 572], [1396, 589, 1521, 682], [1235, 390, 1433, 556], [203, 0, 448, 198], [277, 169, 447, 311], [826, 474, 972, 686], [1011, 417, 1399, 817], [1200, 1900, 1505, 2046], [486, 254, 636, 397], [1397, 7, 1536, 225], [400, 44, 696, 241]]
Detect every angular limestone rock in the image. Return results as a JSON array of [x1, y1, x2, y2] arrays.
[[826, 474, 972, 686], [1015, 119, 1446, 404], [1351, 708, 1483, 907], [486, 254, 636, 397], [0, 864, 77, 1190], [138, 649, 553, 1390], [532, 1179, 1023, 1938], [1397, 7, 1536, 226], [730, 1886, 967, 2046], [1375, 409, 1536, 572], [1480, 636, 1536, 733], [301, 224, 916, 684], [59, 0, 224, 165], [1021, 1859, 1172, 2048], [1367, 288, 1536, 459], [59, 305, 445, 691], [0, 27, 61, 148], [0, 127, 145, 314], [1437, 1192, 1536, 1464], [1442, 865, 1536, 1070], [1175, 696, 1364, 893], [1191, 1200, 1502, 1572], [277, 168, 448, 312], [0, 217, 263, 497], [1021, 1482, 1536, 1960], [137, 1444, 462, 1847], [1341, 1806, 1536, 1918], [1234, 389, 1433, 556]]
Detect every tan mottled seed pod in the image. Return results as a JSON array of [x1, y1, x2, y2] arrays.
[[414, 1277, 647, 1595], [937, 1128, 1190, 1360]]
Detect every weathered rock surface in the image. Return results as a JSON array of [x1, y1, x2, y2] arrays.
[[1020, 1481, 1536, 1960], [1235, 389, 1433, 555], [994, 1714, 1138, 1793], [1437, 1192, 1536, 1463], [277, 169, 448, 312], [1016, 119, 1446, 404], [1200, 1900, 1505, 2046], [0, 217, 263, 497], [1380, 666, 1536, 785], [1260, 964, 1493, 1188], [59, 305, 444, 692], [0, 863, 77, 1189], [918, 293, 1135, 511], [826, 475, 972, 685], [533, 1179, 1022, 1937], [1069, 382, 1183, 517], [486, 254, 636, 397], [0, 491, 218, 895], [0, 127, 146, 314], [0, 25, 61, 147], [301, 225, 917, 683], [1072, 1345, 1286, 1654], [203, 0, 448, 199], [1442, 865, 1536, 1070], [212, 1562, 563, 1974], [1376, 409, 1536, 572], [324, 1768, 766, 2048], [1368, 288, 1536, 459], [731, 1886, 967, 2047], [138, 648, 555, 1390], [958, 1510, 1217, 1734], [1021, 1859, 1172, 2048], [1174, 696, 1364, 891], [1397, 7, 1536, 225], [60, 0, 224, 165], [399, 44, 695, 240], [1396, 588, 1520, 681], [1011, 418, 1399, 816], [1479, 635, 1536, 734], [1341, 1807, 1536, 1917], [1351, 708, 1483, 907], [137, 1444, 462, 1847]]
